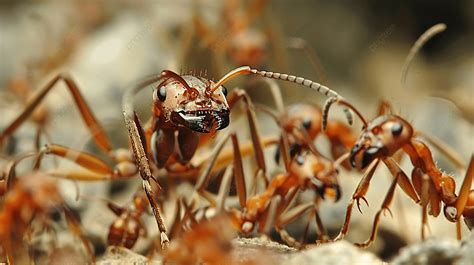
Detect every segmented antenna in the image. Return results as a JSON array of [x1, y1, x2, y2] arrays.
[[401, 23, 447, 86], [248, 68, 353, 125], [322, 97, 367, 131]]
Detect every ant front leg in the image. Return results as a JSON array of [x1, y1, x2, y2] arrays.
[[0, 74, 112, 154], [123, 110, 169, 248], [355, 174, 398, 248], [34, 144, 137, 181], [334, 159, 380, 241]]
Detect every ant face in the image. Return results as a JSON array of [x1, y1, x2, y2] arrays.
[[350, 115, 413, 169], [154, 73, 230, 133], [290, 150, 341, 201], [284, 104, 322, 141], [229, 29, 267, 67]]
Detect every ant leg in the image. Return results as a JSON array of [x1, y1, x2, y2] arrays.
[[334, 159, 380, 241], [0, 74, 112, 154], [258, 196, 281, 235], [63, 206, 95, 262], [227, 89, 268, 185], [123, 111, 168, 248], [286, 37, 329, 84], [231, 134, 248, 209], [454, 155, 473, 220], [216, 166, 234, 211], [40, 144, 113, 175], [383, 158, 420, 203], [35, 144, 139, 181], [276, 202, 314, 248], [192, 135, 278, 178], [168, 199, 183, 241], [195, 132, 232, 195], [355, 174, 398, 248], [195, 133, 248, 210], [419, 172, 431, 240]]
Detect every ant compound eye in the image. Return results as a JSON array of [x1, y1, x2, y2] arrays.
[[444, 206, 457, 222], [221, 86, 228, 97], [302, 118, 312, 130], [296, 155, 305, 165], [157, 86, 166, 101], [391, 123, 403, 136]]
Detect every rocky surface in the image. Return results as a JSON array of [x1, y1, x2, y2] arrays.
[[99, 234, 474, 265]]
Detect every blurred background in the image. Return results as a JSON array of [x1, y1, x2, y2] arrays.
[[0, 0, 472, 262]]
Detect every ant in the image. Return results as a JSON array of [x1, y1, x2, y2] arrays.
[[321, 24, 473, 247], [322, 24, 474, 247], [0, 155, 93, 264], [194, 128, 344, 248], [251, 78, 355, 170], [163, 214, 245, 265], [184, 0, 271, 74], [106, 190, 149, 249]]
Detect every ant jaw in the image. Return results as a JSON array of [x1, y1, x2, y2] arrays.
[[170, 109, 230, 133], [350, 144, 383, 170], [311, 178, 341, 202]]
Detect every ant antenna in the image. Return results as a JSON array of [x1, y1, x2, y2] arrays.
[[211, 66, 353, 125], [401, 23, 446, 86], [323, 97, 367, 130]]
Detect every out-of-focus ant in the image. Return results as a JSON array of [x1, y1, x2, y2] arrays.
[[0, 155, 93, 264], [186, 0, 270, 72], [252, 78, 355, 170], [106, 190, 150, 249], [163, 214, 245, 265]]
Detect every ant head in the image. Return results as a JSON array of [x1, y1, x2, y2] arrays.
[[133, 192, 149, 213], [284, 104, 322, 142], [350, 115, 413, 169], [229, 29, 267, 67], [289, 150, 341, 202], [154, 70, 230, 133]]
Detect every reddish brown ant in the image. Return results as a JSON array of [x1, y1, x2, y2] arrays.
[[252, 78, 355, 169], [0, 156, 93, 264], [106, 190, 149, 249], [186, 0, 270, 71], [163, 214, 244, 265], [318, 23, 473, 247], [193, 129, 344, 248]]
